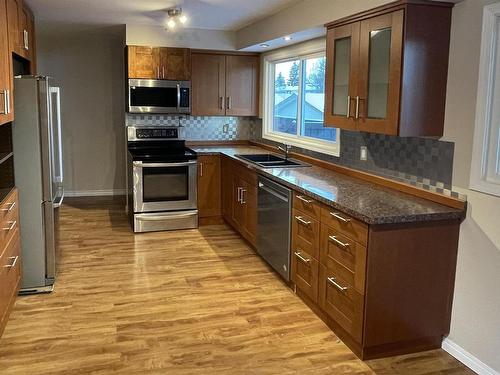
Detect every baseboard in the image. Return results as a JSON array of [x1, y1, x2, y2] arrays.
[[442, 338, 499, 375], [64, 189, 126, 197]]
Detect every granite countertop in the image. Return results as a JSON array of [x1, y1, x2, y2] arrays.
[[192, 145, 466, 225]]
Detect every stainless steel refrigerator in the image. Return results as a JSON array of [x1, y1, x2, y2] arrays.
[[12, 76, 64, 294]]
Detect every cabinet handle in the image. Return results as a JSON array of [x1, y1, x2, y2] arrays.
[[295, 216, 311, 226], [3, 220, 16, 231], [227, 96, 231, 110], [23, 30, 29, 50], [6, 89, 10, 114], [199, 162, 203, 177], [329, 212, 351, 223], [296, 195, 313, 204], [162, 66, 165, 79], [237, 187, 242, 203], [4, 256, 18, 269], [294, 251, 310, 264], [0, 90, 6, 115], [1, 202, 16, 212], [355, 96, 360, 119], [328, 235, 350, 249], [346, 95, 351, 118], [327, 277, 348, 292], [220, 96, 225, 110], [157, 67, 160, 79], [241, 189, 246, 204]]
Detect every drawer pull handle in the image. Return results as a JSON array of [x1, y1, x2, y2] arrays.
[[295, 216, 311, 226], [327, 277, 348, 292], [3, 220, 16, 231], [296, 195, 313, 204], [330, 212, 351, 223], [4, 256, 18, 269], [1, 202, 16, 212], [328, 235, 350, 249], [294, 251, 310, 264]]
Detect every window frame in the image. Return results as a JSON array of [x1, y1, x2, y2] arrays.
[[262, 39, 340, 157], [470, 3, 500, 197]]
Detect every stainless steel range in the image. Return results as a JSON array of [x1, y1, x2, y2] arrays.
[[127, 126, 198, 233]]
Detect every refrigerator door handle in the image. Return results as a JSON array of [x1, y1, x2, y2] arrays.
[[50, 87, 63, 184]]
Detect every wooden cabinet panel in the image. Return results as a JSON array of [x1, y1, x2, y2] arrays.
[[191, 53, 226, 116], [6, 0, 21, 56], [319, 264, 364, 343], [320, 206, 368, 246], [293, 193, 322, 221], [324, 2, 452, 136], [291, 248, 319, 303], [18, 4, 29, 59], [197, 155, 221, 218], [225, 55, 259, 117], [292, 209, 320, 259], [221, 156, 234, 224], [127, 46, 159, 79], [0, 0, 13, 126], [239, 176, 257, 247], [27, 12, 35, 73], [158, 47, 190, 80]]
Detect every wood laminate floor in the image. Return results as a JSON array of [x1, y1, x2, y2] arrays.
[[0, 197, 473, 374]]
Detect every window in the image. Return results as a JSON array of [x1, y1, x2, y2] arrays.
[[470, 3, 500, 196], [263, 40, 339, 156]]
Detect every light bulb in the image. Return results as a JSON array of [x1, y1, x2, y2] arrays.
[[167, 19, 176, 29], [179, 15, 187, 24]]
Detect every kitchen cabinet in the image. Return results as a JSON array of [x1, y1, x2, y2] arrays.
[[6, 0, 34, 60], [127, 46, 191, 80], [27, 13, 36, 73], [0, 188, 21, 338], [197, 155, 221, 218], [191, 52, 259, 117], [290, 189, 461, 359], [221, 156, 257, 246], [324, 0, 453, 136], [0, 0, 13, 126]]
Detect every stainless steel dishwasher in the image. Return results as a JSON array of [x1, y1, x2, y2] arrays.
[[257, 176, 292, 281]]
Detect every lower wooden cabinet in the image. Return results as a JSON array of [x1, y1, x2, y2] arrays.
[[197, 155, 221, 218], [290, 189, 461, 360], [0, 188, 21, 337], [221, 156, 257, 247]]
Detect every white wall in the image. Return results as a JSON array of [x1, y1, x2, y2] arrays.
[[37, 23, 126, 195], [441, 0, 500, 372], [126, 25, 236, 50]]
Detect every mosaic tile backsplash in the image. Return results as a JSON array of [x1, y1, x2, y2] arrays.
[[126, 114, 255, 141]]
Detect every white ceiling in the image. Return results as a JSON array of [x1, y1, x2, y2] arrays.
[[25, 0, 300, 31]]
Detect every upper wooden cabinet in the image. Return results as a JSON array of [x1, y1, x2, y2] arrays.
[[127, 46, 191, 80], [191, 52, 259, 117], [324, 0, 453, 136], [0, 0, 13, 126], [6, 0, 34, 61]]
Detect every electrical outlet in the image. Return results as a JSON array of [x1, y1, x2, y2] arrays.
[[223, 124, 229, 133], [360, 146, 368, 161]]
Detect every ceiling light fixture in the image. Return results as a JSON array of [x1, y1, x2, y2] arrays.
[[260, 43, 270, 48], [165, 7, 188, 30]]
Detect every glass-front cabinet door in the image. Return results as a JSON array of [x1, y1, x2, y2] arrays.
[[324, 23, 360, 131], [357, 11, 403, 135]]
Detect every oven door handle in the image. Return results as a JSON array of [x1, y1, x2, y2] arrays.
[[133, 161, 197, 168]]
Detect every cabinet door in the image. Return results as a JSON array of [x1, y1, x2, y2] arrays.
[[27, 10, 35, 72], [324, 23, 360, 130], [18, 4, 29, 59], [197, 155, 221, 218], [240, 178, 257, 247], [0, 0, 13, 125], [158, 48, 191, 80], [191, 53, 226, 116], [357, 11, 403, 135], [6, 0, 21, 55], [225, 55, 259, 116], [221, 157, 234, 225], [127, 46, 159, 79], [231, 174, 245, 231]]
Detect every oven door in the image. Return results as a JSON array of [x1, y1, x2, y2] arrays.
[[133, 160, 197, 213], [128, 79, 190, 114]]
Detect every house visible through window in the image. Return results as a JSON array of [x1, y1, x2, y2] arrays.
[[264, 48, 339, 156]]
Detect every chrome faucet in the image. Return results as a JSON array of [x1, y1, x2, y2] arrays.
[[277, 143, 292, 160]]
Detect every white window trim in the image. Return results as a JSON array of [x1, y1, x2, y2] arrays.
[[262, 38, 340, 157], [470, 3, 500, 197]]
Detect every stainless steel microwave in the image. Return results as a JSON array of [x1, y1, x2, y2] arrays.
[[128, 79, 191, 114]]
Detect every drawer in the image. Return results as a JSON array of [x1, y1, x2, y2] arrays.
[[319, 264, 364, 343], [320, 224, 367, 294], [321, 206, 368, 246], [292, 209, 320, 259], [291, 248, 319, 303], [0, 230, 21, 323], [0, 189, 18, 224], [293, 193, 321, 220], [0, 195, 19, 253]]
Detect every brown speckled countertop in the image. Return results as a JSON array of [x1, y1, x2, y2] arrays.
[[192, 146, 466, 225]]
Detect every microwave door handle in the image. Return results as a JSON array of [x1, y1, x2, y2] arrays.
[[176, 83, 180, 111], [133, 161, 196, 168]]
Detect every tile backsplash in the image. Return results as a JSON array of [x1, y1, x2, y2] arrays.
[[125, 114, 256, 141]]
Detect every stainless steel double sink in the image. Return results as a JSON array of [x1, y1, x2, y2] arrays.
[[235, 154, 308, 168]]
